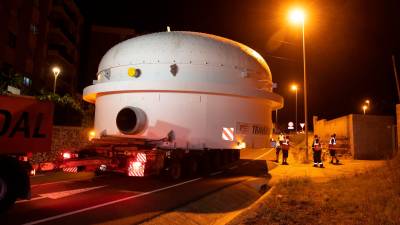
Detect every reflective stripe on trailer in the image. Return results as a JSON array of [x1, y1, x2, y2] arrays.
[[222, 127, 234, 141], [128, 161, 145, 177], [136, 152, 147, 162], [63, 167, 78, 173]]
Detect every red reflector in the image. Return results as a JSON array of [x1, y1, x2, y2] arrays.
[[63, 152, 71, 159], [63, 167, 78, 173]]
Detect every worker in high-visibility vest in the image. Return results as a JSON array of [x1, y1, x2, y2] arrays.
[[281, 136, 290, 165], [276, 133, 285, 163], [329, 133, 339, 164], [312, 135, 324, 168]]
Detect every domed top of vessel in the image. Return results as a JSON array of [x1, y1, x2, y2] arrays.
[[83, 31, 283, 109]]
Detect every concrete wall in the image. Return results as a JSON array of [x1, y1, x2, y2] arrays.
[[313, 115, 354, 155], [314, 114, 395, 159], [352, 115, 395, 159]]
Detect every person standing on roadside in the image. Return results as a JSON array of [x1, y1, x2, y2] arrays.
[[275, 138, 281, 163], [281, 135, 290, 165], [276, 133, 285, 163], [329, 133, 339, 164], [312, 135, 324, 168]]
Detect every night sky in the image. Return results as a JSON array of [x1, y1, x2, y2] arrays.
[[76, 0, 400, 128]]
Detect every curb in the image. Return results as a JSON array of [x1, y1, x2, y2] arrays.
[[140, 177, 269, 225], [225, 186, 275, 225]]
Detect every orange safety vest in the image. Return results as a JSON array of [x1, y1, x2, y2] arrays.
[[282, 140, 289, 150]]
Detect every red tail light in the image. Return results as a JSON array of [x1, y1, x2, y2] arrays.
[[62, 152, 78, 160], [127, 152, 147, 177], [63, 152, 72, 159]]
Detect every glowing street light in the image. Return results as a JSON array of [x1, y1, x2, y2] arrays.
[[289, 7, 309, 160], [365, 99, 370, 108], [289, 9, 305, 24], [362, 105, 368, 115], [290, 84, 298, 132], [52, 66, 61, 94]]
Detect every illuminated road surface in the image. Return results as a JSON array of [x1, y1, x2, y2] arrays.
[[1, 148, 275, 225]]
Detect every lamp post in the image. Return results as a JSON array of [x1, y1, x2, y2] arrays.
[[362, 105, 368, 115], [291, 84, 298, 132], [52, 66, 61, 94], [289, 8, 308, 161]]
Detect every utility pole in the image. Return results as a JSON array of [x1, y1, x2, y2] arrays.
[[392, 55, 400, 103]]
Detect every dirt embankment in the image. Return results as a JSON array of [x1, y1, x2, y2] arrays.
[[229, 154, 400, 225]]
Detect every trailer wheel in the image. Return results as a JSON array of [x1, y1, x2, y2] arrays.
[[186, 157, 199, 177], [199, 154, 211, 175], [0, 173, 16, 212], [211, 151, 221, 169], [222, 150, 230, 165], [169, 161, 182, 180], [229, 150, 235, 162], [233, 150, 240, 161]]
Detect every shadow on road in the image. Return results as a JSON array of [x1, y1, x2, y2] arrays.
[[0, 158, 273, 225]]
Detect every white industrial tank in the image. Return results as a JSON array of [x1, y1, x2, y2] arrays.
[[83, 31, 283, 149]]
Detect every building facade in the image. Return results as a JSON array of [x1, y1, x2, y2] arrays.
[[0, 0, 83, 95]]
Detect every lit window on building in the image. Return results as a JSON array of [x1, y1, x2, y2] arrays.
[[23, 77, 32, 87], [30, 24, 39, 35]]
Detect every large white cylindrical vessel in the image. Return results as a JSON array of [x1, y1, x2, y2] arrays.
[[83, 31, 283, 149]]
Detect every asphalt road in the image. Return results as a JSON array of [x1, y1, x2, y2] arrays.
[[0, 148, 275, 225]]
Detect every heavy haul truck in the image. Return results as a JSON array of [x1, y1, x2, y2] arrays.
[[61, 31, 283, 179], [0, 95, 53, 211]]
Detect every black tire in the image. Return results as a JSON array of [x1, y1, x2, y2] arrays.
[[199, 154, 211, 175], [229, 150, 235, 162], [185, 157, 199, 177], [169, 160, 182, 180], [0, 173, 16, 212], [211, 151, 221, 170], [233, 150, 240, 161], [221, 150, 230, 165]]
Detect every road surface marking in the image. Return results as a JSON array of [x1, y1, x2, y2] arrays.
[[24, 149, 273, 224], [39, 185, 107, 199], [16, 196, 46, 203], [23, 178, 202, 225], [241, 149, 273, 166], [16, 186, 107, 203], [254, 149, 274, 160], [229, 165, 238, 170], [31, 180, 77, 188], [210, 171, 223, 176]]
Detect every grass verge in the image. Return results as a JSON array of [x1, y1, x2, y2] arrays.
[[236, 155, 400, 225]]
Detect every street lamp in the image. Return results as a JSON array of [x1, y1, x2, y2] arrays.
[[52, 66, 61, 94], [289, 8, 309, 160], [362, 105, 368, 115], [290, 84, 298, 132]]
